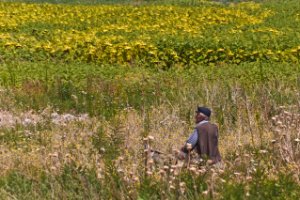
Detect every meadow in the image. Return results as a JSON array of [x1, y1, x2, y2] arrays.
[[0, 0, 300, 199]]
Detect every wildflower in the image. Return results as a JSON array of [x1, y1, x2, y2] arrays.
[[24, 130, 32, 137], [148, 159, 154, 165], [23, 118, 32, 126], [198, 168, 206, 174], [159, 169, 165, 175], [61, 133, 66, 140], [100, 147, 106, 153], [179, 182, 186, 193], [62, 113, 75, 122], [51, 112, 59, 119], [274, 128, 281, 133], [133, 176, 139, 182], [259, 149, 268, 154], [146, 171, 153, 176], [180, 187, 185, 194], [171, 165, 177, 169], [243, 153, 250, 158], [50, 166, 57, 171], [148, 135, 154, 141], [234, 172, 241, 176], [174, 170, 179, 176], [81, 90, 87, 95], [71, 94, 78, 101], [220, 178, 226, 183], [179, 182, 186, 187], [189, 166, 197, 172], [97, 172, 103, 179], [49, 152, 58, 158], [202, 190, 209, 195]]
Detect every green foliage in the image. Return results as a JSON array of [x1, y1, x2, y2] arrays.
[[0, 171, 34, 199], [92, 125, 124, 161], [220, 182, 246, 200], [1, 168, 300, 199], [0, 61, 299, 124], [179, 171, 208, 199], [248, 172, 300, 200], [138, 177, 165, 200]]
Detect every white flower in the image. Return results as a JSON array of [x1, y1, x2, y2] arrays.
[[100, 147, 106, 153], [270, 139, 277, 144], [259, 149, 268, 154], [148, 159, 154, 165], [234, 172, 241, 176], [189, 167, 197, 172], [146, 171, 153, 175], [51, 112, 59, 119], [169, 185, 175, 190], [148, 135, 154, 141], [220, 179, 226, 183], [23, 118, 32, 126], [179, 182, 186, 187]]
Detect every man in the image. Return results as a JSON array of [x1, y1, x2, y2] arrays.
[[179, 106, 221, 164]]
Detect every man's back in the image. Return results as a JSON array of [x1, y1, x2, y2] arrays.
[[196, 122, 221, 164]]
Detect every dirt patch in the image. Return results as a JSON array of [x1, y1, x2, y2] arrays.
[[0, 109, 90, 128]]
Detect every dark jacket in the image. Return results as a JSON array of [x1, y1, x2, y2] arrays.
[[195, 122, 221, 164]]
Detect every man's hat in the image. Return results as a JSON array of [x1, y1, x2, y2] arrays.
[[196, 106, 211, 117]]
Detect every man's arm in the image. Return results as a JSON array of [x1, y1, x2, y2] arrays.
[[180, 129, 198, 154]]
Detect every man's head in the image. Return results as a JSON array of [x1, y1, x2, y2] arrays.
[[195, 106, 211, 123]]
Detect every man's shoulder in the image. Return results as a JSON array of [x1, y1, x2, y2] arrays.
[[210, 122, 218, 128], [196, 121, 218, 130]]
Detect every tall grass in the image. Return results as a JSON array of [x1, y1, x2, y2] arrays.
[[0, 60, 299, 199]]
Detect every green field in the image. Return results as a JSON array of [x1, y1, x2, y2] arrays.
[[0, 0, 300, 199]]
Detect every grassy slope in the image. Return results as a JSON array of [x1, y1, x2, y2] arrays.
[[0, 0, 299, 65]]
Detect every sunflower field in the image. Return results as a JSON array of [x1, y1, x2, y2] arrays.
[[0, 1, 300, 67]]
